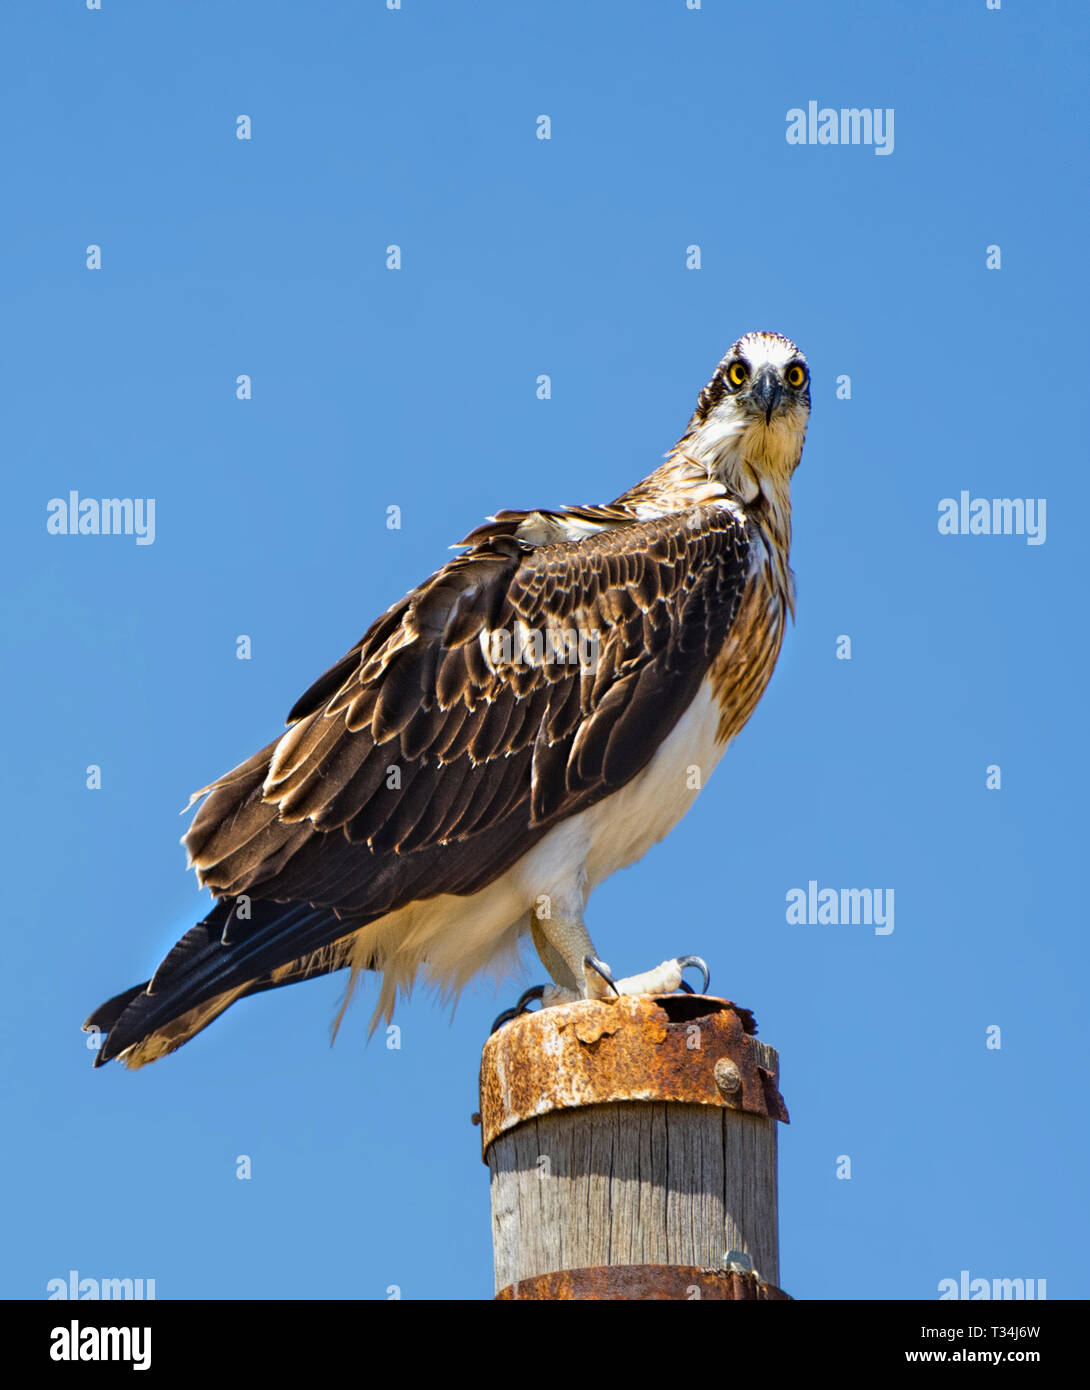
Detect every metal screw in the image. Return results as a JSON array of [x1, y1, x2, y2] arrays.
[[714, 1058, 741, 1095]]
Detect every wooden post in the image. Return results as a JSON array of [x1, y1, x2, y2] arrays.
[[478, 992, 790, 1300]]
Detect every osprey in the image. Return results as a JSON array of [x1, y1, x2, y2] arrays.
[[86, 331, 810, 1068]]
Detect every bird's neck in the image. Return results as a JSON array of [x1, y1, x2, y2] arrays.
[[617, 433, 797, 559]]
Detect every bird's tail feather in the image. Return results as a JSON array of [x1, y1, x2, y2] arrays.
[[84, 898, 360, 1068]]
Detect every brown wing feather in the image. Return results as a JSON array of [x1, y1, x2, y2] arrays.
[[95, 502, 758, 1066], [184, 501, 751, 926]]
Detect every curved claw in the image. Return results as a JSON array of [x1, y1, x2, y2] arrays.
[[677, 955, 710, 994], [490, 984, 546, 1034], [515, 983, 547, 1012], [583, 955, 620, 996]]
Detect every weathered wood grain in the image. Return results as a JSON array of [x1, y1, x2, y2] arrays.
[[488, 1100, 779, 1293]]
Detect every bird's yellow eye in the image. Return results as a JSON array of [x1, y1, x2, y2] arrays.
[[785, 363, 807, 389], [727, 361, 748, 388]]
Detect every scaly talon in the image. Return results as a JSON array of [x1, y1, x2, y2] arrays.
[[583, 955, 620, 999], [677, 955, 710, 994], [608, 955, 712, 997], [491, 955, 711, 1032]]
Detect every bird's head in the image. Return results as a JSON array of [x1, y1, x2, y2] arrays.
[[681, 332, 810, 510]]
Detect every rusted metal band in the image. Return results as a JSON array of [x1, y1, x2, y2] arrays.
[[479, 993, 788, 1158], [496, 1266, 792, 1301]]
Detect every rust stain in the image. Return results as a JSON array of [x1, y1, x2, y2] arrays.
[[569, 1008, 631, 1046], [496, 1265, 791, 1301], [479, 994, 788, 1159], [759, 1066, 790, 1124]]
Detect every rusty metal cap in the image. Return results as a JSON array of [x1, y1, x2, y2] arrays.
[[495, 1265, 791, 1300], [479, 994, 788, 1158]]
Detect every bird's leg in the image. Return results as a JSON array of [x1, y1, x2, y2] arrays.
[[529, 916, 583, 1002], [490, 905, 590, 1032], [529, 898, 619, 1003], [529, 895, 710, 1002], [491, 890, 710, 1032]]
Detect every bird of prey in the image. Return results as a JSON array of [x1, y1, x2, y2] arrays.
[[85, 330, 810, 1068]]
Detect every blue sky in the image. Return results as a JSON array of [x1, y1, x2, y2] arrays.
[[2, 0, 1086, 1300]]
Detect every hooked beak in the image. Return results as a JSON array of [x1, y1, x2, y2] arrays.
[[750, 368, 784, 425]]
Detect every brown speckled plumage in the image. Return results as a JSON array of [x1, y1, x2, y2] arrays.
[[85, 331, 809, 1068]]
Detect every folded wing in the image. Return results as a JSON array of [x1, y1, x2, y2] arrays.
[[88, 502, 752, 1065]]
